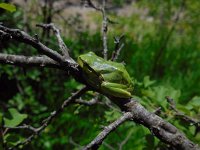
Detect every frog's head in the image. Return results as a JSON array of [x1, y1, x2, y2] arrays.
[[77, 52, 96, 68], [77, 52, 103, 89]]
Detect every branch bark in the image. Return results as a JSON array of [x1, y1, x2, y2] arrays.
[[0, 54, 59, 68], [111, 98, 200, 150], [83, 112, 133, 150]]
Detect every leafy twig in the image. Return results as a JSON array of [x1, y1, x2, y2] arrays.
[[111, 35, 125, 61], [166, 96, 200, 136], [83, 112, 133, 150], [8, 86, 88, 150], [36, 23, 70, 58]]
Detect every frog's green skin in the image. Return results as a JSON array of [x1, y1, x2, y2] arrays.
[[78, 52, 133, 98]]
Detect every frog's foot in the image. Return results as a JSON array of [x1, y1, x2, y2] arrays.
[[101, 82, 132, 98]]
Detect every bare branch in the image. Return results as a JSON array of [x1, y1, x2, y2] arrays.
[[0, 25, 63, 63], [8, 86, 88, 150], [166, 96, 200, 136], [118, 129, 133, 150], [101, 0, 108, 59], [82, 0, 108, 59], [83, 112, 133, 150], [82, 0, 101, 11], [103, 142, 115, 150], [75, 97, 102, 106], [36, 23, 70, 57], [111, 35, 125, 61], [111, 98, 200, 150], [0, 54, 59, 68], [4, 124, 38, 133]]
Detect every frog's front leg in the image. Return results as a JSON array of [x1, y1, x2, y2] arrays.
[[101, 82, 132, 98]]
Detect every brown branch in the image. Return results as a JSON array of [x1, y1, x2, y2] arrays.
[[0, 25, 77, 71], [75, 97, 102, 106], [36, 23, 70, 57], [83, 112, 133, 150], [83, 0, 108, 59], [0, 53, 59, 68], [111, 35, 125, 61], [111, 98, 200, 150], [101, 0, 108, 60], [82, 0, 101, 11], [166, 96, 200, 135], [118, 129, 133, 150], [0, 25, 63, 63], [8, 86, 88, 150]]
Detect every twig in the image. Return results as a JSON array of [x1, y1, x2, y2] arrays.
[[118, 129, 133, 150], [8, 86, 88, 150], [36, 23, 70, 57], [0, 25, 79, 77], [103, 142, 115, 150], [83, 112, 133, 150], [75, 97, 102, 106], [4, 124, 38, 133], [69, 137, 83, 149], [166, 96, 200, 136], [111, 35, 125, 61], [153, 107, 162, 115], [0, 54, 59, 68], [101, 0, 108, 59], [83, 0, 108, 59], [82, 0, 101, 11], [0, 25, 63, 63]]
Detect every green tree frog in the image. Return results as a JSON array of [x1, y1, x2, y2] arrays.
[[78, 52, 133, 98]]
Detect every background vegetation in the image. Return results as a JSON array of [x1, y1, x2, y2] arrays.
[[0, 0, 199, 149]]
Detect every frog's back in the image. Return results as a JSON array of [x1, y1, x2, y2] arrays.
[[79, 52, 132, 85]]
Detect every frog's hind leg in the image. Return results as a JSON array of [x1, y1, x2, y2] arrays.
[[101, 82, 131, 98]]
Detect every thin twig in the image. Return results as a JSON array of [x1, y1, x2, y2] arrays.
[[82, 0, 108, 59], [0, 54, 59, 68], [166, 96, 200, 136], [82, 0, 101, 11], [103, 142, 115, 150], [83, 112, 133, 150], [36, 23, 70, 57], [101, 0, 108, 59], [75, 97, 102, 106], [118, 129, 133, 150], [8, 86, 88, 150], [4, 124, 38, 133], [111, 35, 125, 61]]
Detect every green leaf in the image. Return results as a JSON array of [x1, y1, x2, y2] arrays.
[[0, 3, 16, 12], [4, 108, 27, 127], [143, 76, 155, 88]]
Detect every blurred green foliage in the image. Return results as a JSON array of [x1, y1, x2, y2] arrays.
[[0, 0, 199, 149]]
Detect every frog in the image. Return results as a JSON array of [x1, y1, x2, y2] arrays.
[[77, 52, 133, 98]]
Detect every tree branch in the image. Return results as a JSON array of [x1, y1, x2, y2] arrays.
[[83, 112, 133, 150], [7, 86, 88, 150], [166, 96, 200, 136], [111, 35, 125, 61], [0, 25, 77, 71], [0, 53, 59, 68], [101, 0, 108, 59], [111, 98, 200, 150], [36, 23, 70, 57]]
